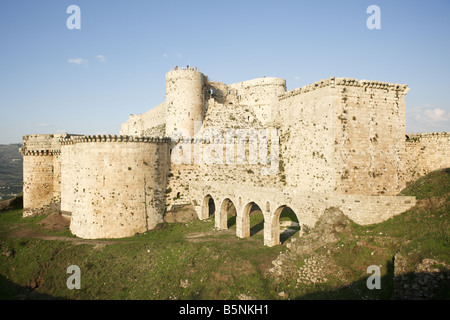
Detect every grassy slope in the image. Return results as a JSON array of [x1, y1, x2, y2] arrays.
[[288, 168, 450, 299], [0, 169, 449, 300], [0, 212, 282, 300]]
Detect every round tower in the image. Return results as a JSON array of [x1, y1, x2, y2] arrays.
[[165, 67, 206, 138]]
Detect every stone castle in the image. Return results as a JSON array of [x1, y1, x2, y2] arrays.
[[20, 67, 450, 246]]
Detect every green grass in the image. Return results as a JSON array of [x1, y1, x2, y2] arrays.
[[268, 168, 450, 300], [399, 168, 450, 199], [0, 168, 449, 300], [0, 212, 284, 300]]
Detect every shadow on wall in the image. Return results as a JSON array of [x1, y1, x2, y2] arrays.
[[208, 197, 215, 217]]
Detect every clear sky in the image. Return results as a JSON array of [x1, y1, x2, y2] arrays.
[[0, 0, 449, 144]]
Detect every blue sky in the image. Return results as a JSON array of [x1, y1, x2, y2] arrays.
[[0, 0, 449, 144]]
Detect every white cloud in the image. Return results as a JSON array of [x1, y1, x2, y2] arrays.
[[406, 104, 450, 133], [96, 54, 106, 63], [423, 108, 448, 122], [177, 53, 182, 59], [294, 76, 300, 80], [162, 53, 168, 58], [68, 58, 88, 65]]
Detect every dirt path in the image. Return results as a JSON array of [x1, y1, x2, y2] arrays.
[[8, 213, 121, 250]]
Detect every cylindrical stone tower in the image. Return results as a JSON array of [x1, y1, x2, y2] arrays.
[[65, 136, 171, 239], [165, 68, 206, 138]]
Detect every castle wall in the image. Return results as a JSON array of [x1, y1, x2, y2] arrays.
[[20, 134, 65, 217], [120, 102, 166, 137], [60, 141, 76, 216], [52, 153, 62, 206], [61, 136, 170, 239], [274, 77, 410, 196], [166, 134, 282, 212], [332, 79, 409, 196], [276, 84, 336, 193], [202, 101, 265, 130], [22, 153, 55, 217], [405, 132, 450, 183]]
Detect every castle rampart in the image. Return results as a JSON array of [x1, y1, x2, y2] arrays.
[[405, 132, 450, 183], [19, 68, 449, 243], [274, 77, 410, 196]]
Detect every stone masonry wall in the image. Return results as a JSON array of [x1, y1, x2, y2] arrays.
[[120, 102, 166, 137], [166, 135, 282, 211], [405, 132, 450, 183], [165, 68, 208, 138], [61, 136, 170, 239], [333, 78, 409, 196], [276, 84, 336, 193], [22, 153, 55, 217], [228, 77, 286, 107], [20, 134, 66, 217]]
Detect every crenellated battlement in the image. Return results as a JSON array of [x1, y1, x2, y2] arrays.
[[20, 148, 61, 156], [20, 134, 65, 157], [172, 66, 199, 72], [279, 77, 409, 101], [406, 132, 450, 143], [60, 135, 172, 145]]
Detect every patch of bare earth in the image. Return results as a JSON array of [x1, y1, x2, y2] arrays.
[[10, 212, 120, 250], [185, 229, 237, 243]]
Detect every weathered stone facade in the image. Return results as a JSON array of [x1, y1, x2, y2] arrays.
[[20, 67, 450, 244]]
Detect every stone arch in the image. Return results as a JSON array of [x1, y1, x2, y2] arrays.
[[202, 194, 216, 219], [216, 198, 237, 230], [238, 201, 264, 239], [271, 205, 300, 246]]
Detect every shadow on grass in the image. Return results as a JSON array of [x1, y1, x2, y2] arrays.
[[295, 258, 395, 300], [250, 221, 264, 236], [294, 257, 450, 300], [280, 227, 300, 244], [0, 274, 59, 300], [0, 195, 23, 213], [227, 215, 236, 228]]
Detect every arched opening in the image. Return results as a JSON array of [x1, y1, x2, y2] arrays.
[[217, 198, 237, 230], [241, 202, 264, 239], [273, 206, 300, 245], [202, 194, 215, 219]]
